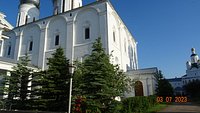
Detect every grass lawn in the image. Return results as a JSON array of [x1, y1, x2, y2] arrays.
[[146, 103, 167, 113]]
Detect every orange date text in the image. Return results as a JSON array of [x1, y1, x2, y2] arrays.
[[156, 96, 187, 103]]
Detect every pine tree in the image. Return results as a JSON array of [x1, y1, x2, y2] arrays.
[[29, 71, 46, 111], [155, 71, 174, 97], [36, 47, 70, 111], [74, 38, 128, 112], [3, 55, 32, 110]]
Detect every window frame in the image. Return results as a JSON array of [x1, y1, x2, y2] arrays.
[[55, 34, 60, 46], [113, 31, 116, 42], [85, 27, 90, 40], [7, 44, 11, 56], [29, 41, 33, 51]]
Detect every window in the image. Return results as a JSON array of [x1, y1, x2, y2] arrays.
[[17, 14, 21, 26], [55, 35, 59, 46], [7, 45, 11, 56], [33, 17, 35, 22], [113, 31, 116, 42], [25, 15, 28, 24], [85, 28, 90, 39], [71, 0, 74, 9], [29, 41, 33, 51], [62, 0, 65, 12]]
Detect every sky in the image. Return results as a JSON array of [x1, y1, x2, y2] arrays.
[[1, 0, 200, 78]]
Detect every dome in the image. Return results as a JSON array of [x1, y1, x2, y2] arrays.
[[20, 0, 40, 8], [191, 48, 198, 57]]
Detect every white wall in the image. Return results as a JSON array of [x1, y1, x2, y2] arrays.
[[2, 1, 137, 72], [107, 3, 137, 71], [3, 32, 16, 59], [21, 24, 41, 66]]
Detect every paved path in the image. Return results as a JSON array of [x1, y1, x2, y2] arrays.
[[158, 102, 200, 113]]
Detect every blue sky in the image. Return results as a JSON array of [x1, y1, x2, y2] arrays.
[[1, 0, 200, 78]]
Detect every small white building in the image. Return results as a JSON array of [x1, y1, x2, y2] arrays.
[[125, 67, 158, 97]]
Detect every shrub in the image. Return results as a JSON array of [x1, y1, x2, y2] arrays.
[[72, 96, 157, 113], [121, 96, 157, 113]]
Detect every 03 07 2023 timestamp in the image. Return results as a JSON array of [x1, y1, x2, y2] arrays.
[[156, 96, 188, 103]]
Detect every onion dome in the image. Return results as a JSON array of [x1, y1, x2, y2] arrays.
[[20, 0, 40, 8], [191, 48, 197, 57], [190, 48, 199, 65]]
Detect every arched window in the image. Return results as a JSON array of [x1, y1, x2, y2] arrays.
[[25, 15, 28, 24], [124, 39, 127, 52], [83, 21, 90, 40], [62, 0, 65, 13], [85, 27, 90, 39], [29, 41, 33, 51], [113, 31, 116, 42], [27, 37, 33, 52], [7, 42, 11, 56], [17, 14, 21, 27], [55, 35, 60, 46]]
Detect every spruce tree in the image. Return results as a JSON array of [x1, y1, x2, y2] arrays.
[[3, 55, 32, 110], [155, 71, 174, 97], [29, 71, 46, 111], [38, 47, 70, 111], [74, 38, 128, 112]]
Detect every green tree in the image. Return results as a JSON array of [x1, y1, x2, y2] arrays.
[[154, 70, 163, 81], [35, 47, 70, 111], [2, 55, 32, 110], [73, 38, 129, 112], [183, 79, 200, 98], [155, 71, 174, 97], [29, 71, 46, 111]]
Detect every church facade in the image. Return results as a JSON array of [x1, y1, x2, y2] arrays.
[[0, 0, 158, 98], [1, 0, 138, 71]]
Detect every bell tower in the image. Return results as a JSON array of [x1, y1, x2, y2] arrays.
[[16, 0, 40, 27], [52, 0, 82, 15]]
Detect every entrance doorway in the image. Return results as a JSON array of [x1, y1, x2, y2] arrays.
[[135, 81, 144, 96]]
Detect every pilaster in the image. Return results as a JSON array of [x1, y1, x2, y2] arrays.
[[38, 27, 48, 69], [66, 20, 74, 63], [0, 39, 4, 56], [14, 32, 22, 61], [99, 11, 108, 53]]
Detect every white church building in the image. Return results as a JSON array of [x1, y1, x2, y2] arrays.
[[0, 0, 157, 98], [183, 48, 200, 84], [168, 48, 200, 95]]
